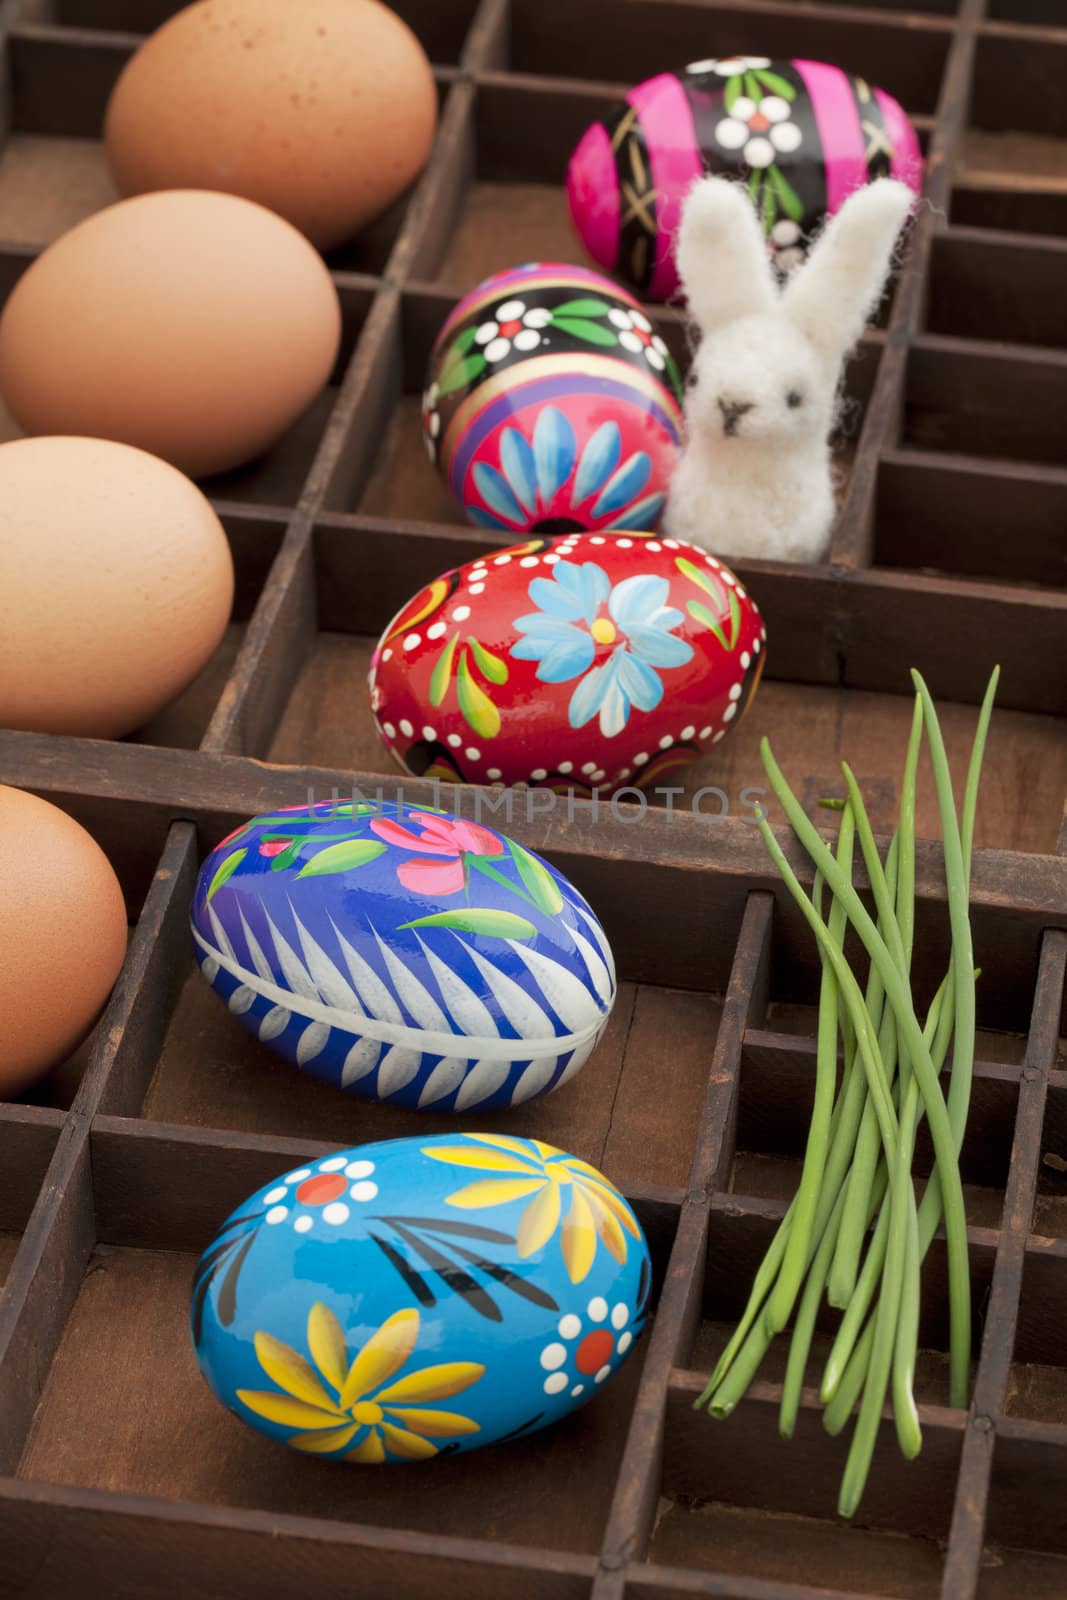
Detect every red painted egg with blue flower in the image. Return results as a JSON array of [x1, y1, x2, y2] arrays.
[[370, 530, 766, 793], [422, 263, 684, 534]]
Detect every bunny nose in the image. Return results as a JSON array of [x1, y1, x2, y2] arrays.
[[718, 398, 755, 437]]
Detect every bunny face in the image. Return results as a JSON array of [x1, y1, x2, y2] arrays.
[[666, 175, 914, 564], [685, 314, 833, 447]]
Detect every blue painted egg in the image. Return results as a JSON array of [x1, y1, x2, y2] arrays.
[[192, 1133, 652, 1463], [190, 800, 616, 1110]]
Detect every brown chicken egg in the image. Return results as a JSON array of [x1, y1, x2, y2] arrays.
[[0, 436, 234, 738], [104, 0, 438, 252], [0, 786, 128, 1097], [0, 190, 341, 477]]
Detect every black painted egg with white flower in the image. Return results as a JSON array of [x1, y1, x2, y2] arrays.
[[567, 55, 923, 300], [190, 799, 616, 1111], [422, 262, 684, 534]]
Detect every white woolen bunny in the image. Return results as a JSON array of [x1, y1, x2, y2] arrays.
[[664, 176, 915, 564]]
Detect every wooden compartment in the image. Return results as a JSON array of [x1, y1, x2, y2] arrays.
[[0, 1, 1065, 1598]]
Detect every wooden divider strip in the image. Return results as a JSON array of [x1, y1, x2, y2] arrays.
[[940, 931, 1067, 1599], [0, 1120, 94, 1475], [91, 823, 200, 1119], [831, 0, 986, 570], [0, 4, 1062, 1595], [0, 1478, 599, 1600], [597, 895, 775, 1574], [627, 1565, 880, 1600], [198, 517, 317, 758]]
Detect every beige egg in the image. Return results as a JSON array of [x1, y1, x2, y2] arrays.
[[0, 190, 341, 477], [104, 0, 437, 252], [0, 785, 128, 1096], [0, 436, 234, 737]]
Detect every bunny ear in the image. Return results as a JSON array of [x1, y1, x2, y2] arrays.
[[675, 176, 778, 333], [782, 179, 914, 364]]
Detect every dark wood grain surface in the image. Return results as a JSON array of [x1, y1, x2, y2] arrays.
[[0, 1, 1065, 1598]]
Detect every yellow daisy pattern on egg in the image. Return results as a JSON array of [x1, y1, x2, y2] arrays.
[[236, 1303, 484, 1463], [422, 1133, 641, 1284]]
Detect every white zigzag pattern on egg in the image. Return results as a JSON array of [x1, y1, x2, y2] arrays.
[[193, 901, 615, 1110]]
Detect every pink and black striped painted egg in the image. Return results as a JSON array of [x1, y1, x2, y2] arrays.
[[422, 262, 684, 535], [567, 56, 923, 301]]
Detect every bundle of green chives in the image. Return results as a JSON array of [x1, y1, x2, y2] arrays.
[[695, 666, 999, 1517]]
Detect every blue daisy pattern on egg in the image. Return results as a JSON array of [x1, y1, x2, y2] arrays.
[[468, 408, 667, 535], [511, 558, 694, 736]]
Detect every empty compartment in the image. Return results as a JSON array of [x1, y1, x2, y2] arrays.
[[951, 184, 1067, 239], [427, 76, 591, 291], [651, 1368, 963, 1595], [971, 28, 1067, 147], [1003, 1237, 1067, 1423], [1033, 1070, 1067, 1237], [985, 0, 1067, 20], [982, 1422, 1067, 1597], [926, 230, 1067, 350], [874, 449, 1067, 590], [904, 339, 1067, 467]]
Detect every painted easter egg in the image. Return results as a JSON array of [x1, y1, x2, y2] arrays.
[[422, 261, 684, 533], [192, 1133, 652, 1463], [567, 56, 923, 300], [190, 799, 616, 1110], [370, 530, 766, 793]]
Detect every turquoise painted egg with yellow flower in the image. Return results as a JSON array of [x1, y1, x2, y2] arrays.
[[192, 1134, 651, 1462]]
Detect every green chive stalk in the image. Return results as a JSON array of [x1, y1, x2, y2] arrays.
[[696, 668, 999, 1518], [822, 668, 998, 1426], [828, 703, 922, 1306], [767, 815, 856, 1333], [820, 979, 951, 1406], [780, 1165, 888, 1440], [759, 740, 971, 1409]]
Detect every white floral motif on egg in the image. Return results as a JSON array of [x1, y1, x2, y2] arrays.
[[607, 308, 670, 373], [474, 300, 554, 364], [262, 1156, 378, 1235], [715, 94, 802, 169], [540, 1297, 636, 1397]]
